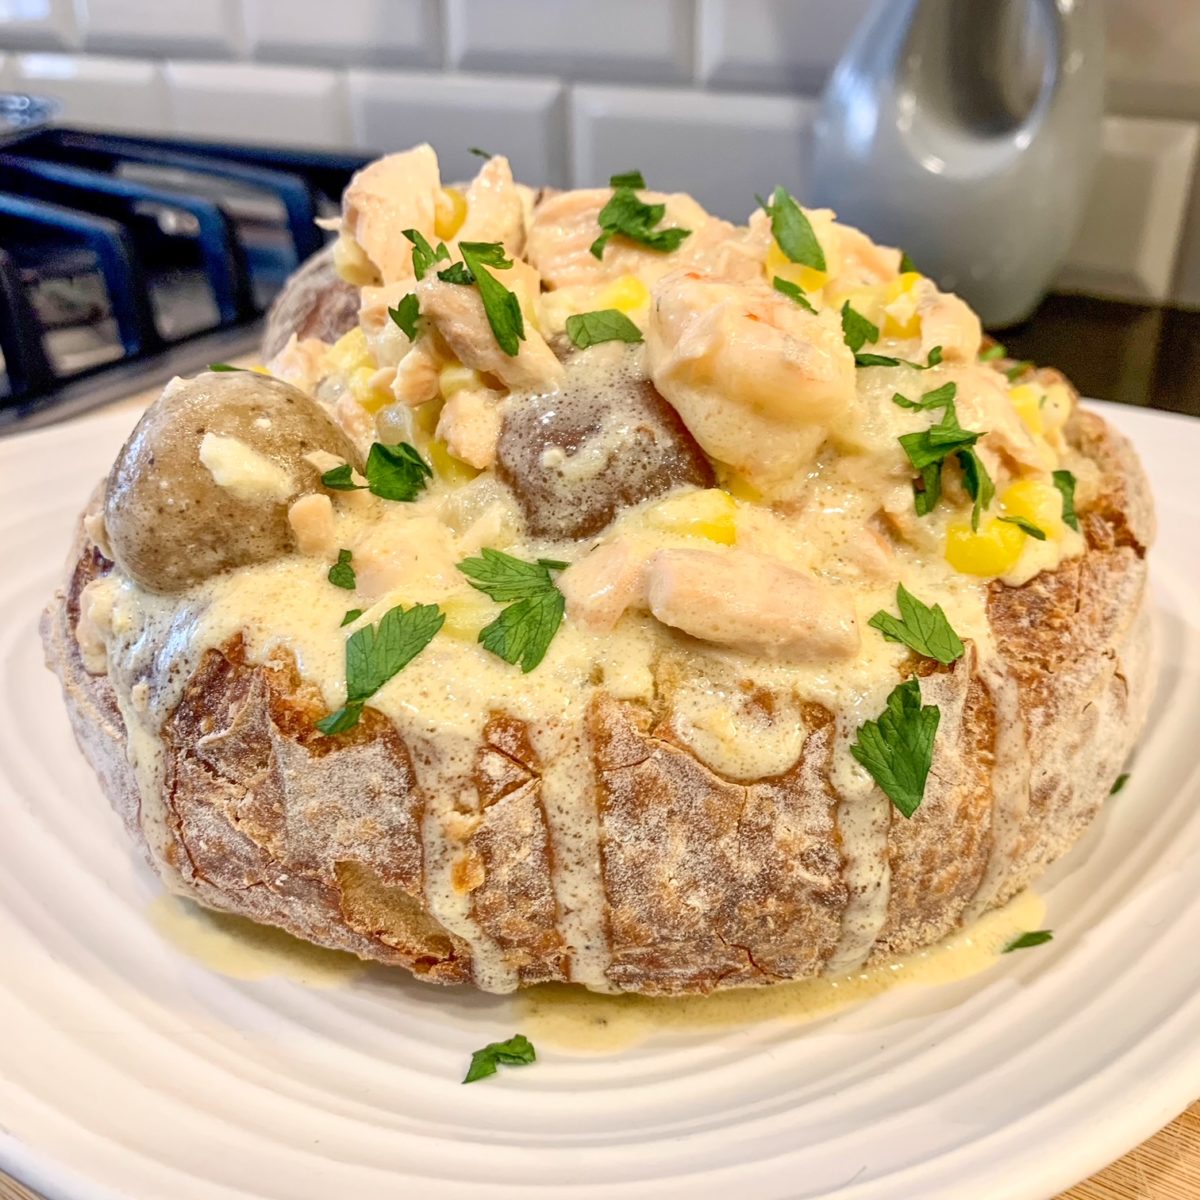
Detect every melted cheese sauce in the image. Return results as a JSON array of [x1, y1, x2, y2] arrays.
[[519, 889, 1045, 1051]]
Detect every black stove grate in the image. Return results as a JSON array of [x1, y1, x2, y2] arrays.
[[0, 126, 368, 420]]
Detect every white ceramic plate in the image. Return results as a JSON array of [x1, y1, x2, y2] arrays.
[[1, 401, 1198, 1200]]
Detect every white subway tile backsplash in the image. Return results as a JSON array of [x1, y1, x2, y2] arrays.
[[1057, 116, 1200, 303], [1104, 0, 1200, 122], [446, 0, 691, 84], [0, 0, 77, 50], [245, 0, 440, 68], [165, 61, 349, 148], [79, 0, 240, 59], [697, 0, 872, 93], [7, 52, 168, 132], [348, 68, 565, 186], [571, 84, 813, 221]]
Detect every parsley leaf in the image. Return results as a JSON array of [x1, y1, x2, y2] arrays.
[[327, 548, 356, 590], [868, 583, 965, 665], [1003, 930, 1053, 953], [1052, 469, 1079, 532], [761, 186, 826, 271], [365, 441, 433, 502], [207, 362, 251, 373], [590, 186, 691, 259], [859, 345, 944, 370], [841, 301, 879, 354], [457, 549, 566, 672], [1110, 772, 1130, 795], [436, 261, 475, 284], [321, 463, 358, 491], [315, 602, 445, 734], [979, 342, 1007, 362], [899, 250, 918, 274], [457, 241, 526, 357], [1005, 360, 1033, 382], [463, 1034, 536, 1084], [341, 608, 363, 627], [958, 446, 994, 531], [609, 169, 646, 189], [926, 345, 944, 368], [565, 308, 644, 349], [403, 228, 450, 280], [850, 678, 940, 819], [998, 514, 1047, 540], [388, 293, 420, 340], [898, 420, 980, 470], [773, 275, 817, 313], [469, 145, 492, 158]]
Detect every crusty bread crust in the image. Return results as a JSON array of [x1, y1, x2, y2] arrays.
[[41, 409, 1154, 995]]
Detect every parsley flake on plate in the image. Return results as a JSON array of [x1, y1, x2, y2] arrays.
[[565, 308, 644, 349], [850, 678, 940, 819], [327, 548, 356, 590], [388, 293, 420, 340], [1110, 772, 1130, 795], [1052, 469, 1080, 532], [457, 549, 567, 673], [1003, 930, 1053, 953], [772, 275, 817, 313], [590, 176, 691, 260], [998, 514, 1047, 541], [761, 186, 826, 271], [868, 583, 965, 666], [463, 1034, 536, 1084], [320, 443, 433, 503], [315, 602, 445, 735]]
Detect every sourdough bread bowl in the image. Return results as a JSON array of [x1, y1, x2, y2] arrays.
[[42, 145, 1154, 996]]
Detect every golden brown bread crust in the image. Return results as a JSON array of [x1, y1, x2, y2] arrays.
[[41, 408, 1154, 995]]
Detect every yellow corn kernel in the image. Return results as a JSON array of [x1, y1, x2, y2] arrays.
[[348, 365, 392, 413], [427, 438, 479, 486], [766, 240, 827, 294], [327, 326, 370, 374], [332, 232, 379, 286], [439, 591, 496, 641], [1008, 384, 1046, 437], [715, 465, 762, 503], [438, 363, 486, 399], [881, 271, 922, 338], [596, 274, 651, 313], [434, 187, 468, 240], [1040, 382, 1073, 435], [945, 517, 1025, 576], [646, 488, 737, 544], [1001, 479, 1063, 537], [413, 397, 443, 438]]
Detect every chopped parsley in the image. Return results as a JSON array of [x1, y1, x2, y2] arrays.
[[207, 362, 251, 373], [998, 514, 1047, 541], [868, 583, 965, 666], [590, 178, 691, 259], [315, 602, 445, 734], [463, 1034, 536, 1084], [436, 260, 475, 285], [841, 302, 879, 354], [893, 381, 958, 412], [855, 345, 944, 370], [1052, 469, 1080, 532], [850, 678, 940, 819], [457, 549, 567, 673], [1005, 360, 1033, 382], [439, 241, 526, 357], [958, 447, 994, 531], [1003, 930, 1053, 953], [320, 442, 433, 503], [1110, 772, 1130, 795], [773, 275, 816, 313], [327, 548, 356, 590], [760, 186, 826, 271], [341, 608, 363, 627], [565, 308, 644, 349], [468, 146, 492, 159], [403, 228, 450, 280], [979, 342, 1007, 362], [388, 293, 420, 340], [899, 250, 918, 274]]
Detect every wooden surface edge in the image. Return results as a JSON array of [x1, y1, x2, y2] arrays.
[[3, 1100, 1197, 1198]]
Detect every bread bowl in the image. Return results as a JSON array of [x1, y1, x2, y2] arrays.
[[42, 145, 1154, 996]]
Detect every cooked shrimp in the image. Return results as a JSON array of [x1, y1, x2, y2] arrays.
[[416, 268, 564, 392], [435, 387, 503, 469], [558, 540, 652, 633], [341, 144, 440, 284], [831, 223, 902, 290], [645, 548, 861, 661], [645, 271, 856, 490], [915, 279, 982, 362]]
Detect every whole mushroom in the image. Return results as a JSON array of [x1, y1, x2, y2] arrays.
[[104, 370, 360, 593]]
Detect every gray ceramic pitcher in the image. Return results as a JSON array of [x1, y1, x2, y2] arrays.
[[808, 0, 1104, 327]]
